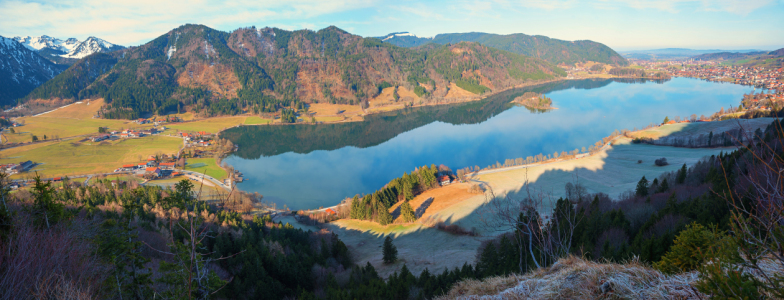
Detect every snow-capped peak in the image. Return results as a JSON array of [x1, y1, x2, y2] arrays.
[[382, 32, 429, 41], [11, 35, 124, 59]]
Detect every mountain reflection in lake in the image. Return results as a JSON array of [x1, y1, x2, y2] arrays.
[[222, 78, 752, 210]]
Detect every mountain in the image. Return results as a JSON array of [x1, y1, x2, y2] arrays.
[[376, 31, 628, 66], [621, 48, 766, 60], [25, 24, 565, 119], [0, 35, 68, 106], [12, 35, 124, 64]]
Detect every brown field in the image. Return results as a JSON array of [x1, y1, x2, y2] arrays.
[[445, 82, 477, 99], [307, 103, 363, 117], [395, 86, 421, 103], [389, 183, 477, 223], [369, 87, 398, 107]]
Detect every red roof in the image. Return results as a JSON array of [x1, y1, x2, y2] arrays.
[[145, 167, 160, 172], [122, 164, 135, 168], [147, 157, 156, 161], [160, 162, 175, 166], [439, 176, 451, 182], [666, 120, 677, 124], [325, 208, 336, 215]]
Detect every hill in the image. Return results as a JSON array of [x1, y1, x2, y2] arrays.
[[378, 31, 628, 66], [691, 51, 766, 60], [0, 35, 68, 106], [24, 24, 565, 119], [769, 47, 784, 56], [621, 48, 765, 60]]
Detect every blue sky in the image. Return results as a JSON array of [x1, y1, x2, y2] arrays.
[[1, 0, 782, 51]]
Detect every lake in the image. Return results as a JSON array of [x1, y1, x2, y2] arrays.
[[222, 78, 753, 210]]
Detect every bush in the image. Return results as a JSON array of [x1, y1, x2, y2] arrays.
[[654, 223, 728, 274], [654, 157, 669, 166]]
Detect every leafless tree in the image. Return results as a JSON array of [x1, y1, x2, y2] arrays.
[[477, 170, 583, 273]]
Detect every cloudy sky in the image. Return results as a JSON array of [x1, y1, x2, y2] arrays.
[[1, 0, 782, 51]]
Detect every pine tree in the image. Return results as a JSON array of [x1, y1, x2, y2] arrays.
[[676, 164, 687, 184], [400, 201, 416, 223], [636, 176, 649, 197], [382, 235, 398, 264], [663, 116, 670, 124], [377, 200, 393, 225], [659, 178, 669, 193]]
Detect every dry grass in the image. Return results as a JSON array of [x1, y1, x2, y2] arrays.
[[438, 256, 703, 300], [445, 82, 479, 99]]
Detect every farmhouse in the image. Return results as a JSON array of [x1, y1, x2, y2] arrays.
[[145, 167, 161, 177], [159, 162, 175, 170], [439, 176, 451, 186]]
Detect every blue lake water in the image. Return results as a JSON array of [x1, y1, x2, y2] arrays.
[[222, 78, 753, 210]]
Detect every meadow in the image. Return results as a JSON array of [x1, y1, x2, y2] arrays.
[[184, 157, 228, 180]]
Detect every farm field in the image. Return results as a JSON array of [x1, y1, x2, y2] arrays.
[[3, 99, 150, 144], [0, 135, 182, 179], [184, 157, 228, 180], [243, 116, 272, 125], [631, 118, 774, 140], [166, 117, 246, 133]]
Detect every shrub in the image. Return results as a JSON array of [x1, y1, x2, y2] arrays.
[[654, 158, 669, 166], [654, 222, 728, 274]]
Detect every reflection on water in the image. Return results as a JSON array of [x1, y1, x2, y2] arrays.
[[223, 78, 752, 210]]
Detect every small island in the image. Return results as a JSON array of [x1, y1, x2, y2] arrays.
[[512, 92, 556, 110]]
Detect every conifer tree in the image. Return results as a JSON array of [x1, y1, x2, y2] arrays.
[[400, 201, 416, 223], [676, 164, 687, 184], [382, 236, 398, 264], [636, 176, 649, 197], [377, 201, 393, 225]]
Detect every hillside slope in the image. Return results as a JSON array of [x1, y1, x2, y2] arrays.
[[25, 24, 565, 119], [0, 35, 68, 106], [378, 31, 628, 66]]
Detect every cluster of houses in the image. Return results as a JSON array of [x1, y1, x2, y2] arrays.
[[0, 160, 34, 175], [181, 131, 213, 147], [91, 127, 165, 142], [116, 156, 181, 179]]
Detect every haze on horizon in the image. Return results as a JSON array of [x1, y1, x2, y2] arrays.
[[1, 0, 782, 51]]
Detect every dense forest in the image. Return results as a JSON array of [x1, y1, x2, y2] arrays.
[[23, 24, 565, 119], [378, 32, 630, 66]]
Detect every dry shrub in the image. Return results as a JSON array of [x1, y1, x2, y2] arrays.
[[0, 215, 110, 299], [438, 256, 703, 300], [434, 221, 478, 236]]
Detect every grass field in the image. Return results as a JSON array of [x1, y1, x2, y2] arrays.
[[244, 116, 272, 125], [4, 100, 149, 144], [631, 118, 774, 140], [315, 116, 344, 122], [184, 158, 227, 180], [0, 135, 182, 178], [166, 117, 246, 133]]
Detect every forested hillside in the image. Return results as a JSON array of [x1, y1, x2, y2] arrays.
[[378, 32, 628, 66], [23, 24, 565, 119]]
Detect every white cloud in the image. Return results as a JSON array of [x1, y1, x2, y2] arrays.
[[0, 0, 374, 45]]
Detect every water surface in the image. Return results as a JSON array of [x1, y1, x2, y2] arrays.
[[223, 78, 752, 210]]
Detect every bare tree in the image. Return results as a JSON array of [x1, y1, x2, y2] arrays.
[[477, 171, 583, 273]]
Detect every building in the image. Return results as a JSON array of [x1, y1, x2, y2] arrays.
[[159, 162, 175, 170], [325, 208, 337, 215], [439, 176, 451, 186], [145, 167, 161, 177]]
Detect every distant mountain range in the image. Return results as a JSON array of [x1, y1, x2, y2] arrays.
[[620, 48, 767, 60], [0, 35, 68, 106], [25, 24, 565, 119], [375, 32, 628, 66], [12, 35, 124, 64]]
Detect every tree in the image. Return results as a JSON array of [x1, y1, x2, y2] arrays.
[[676, 164, 687, 184], [635, 176, 649, 197], [31, 135, 38, 142], [8, 128, 14, 134], [400, 201, 416, 223], [382, 235, 398, 264], [43, 135, 47, 140], [663, 116, 670, 124]]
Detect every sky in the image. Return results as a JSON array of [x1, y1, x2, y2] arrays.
[[0, 0, 782, 51]]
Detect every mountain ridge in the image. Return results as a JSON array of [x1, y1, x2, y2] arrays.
[[12, 35, 124, 64], [376, 31, 628, 66], [25, 24, 566, 119]]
